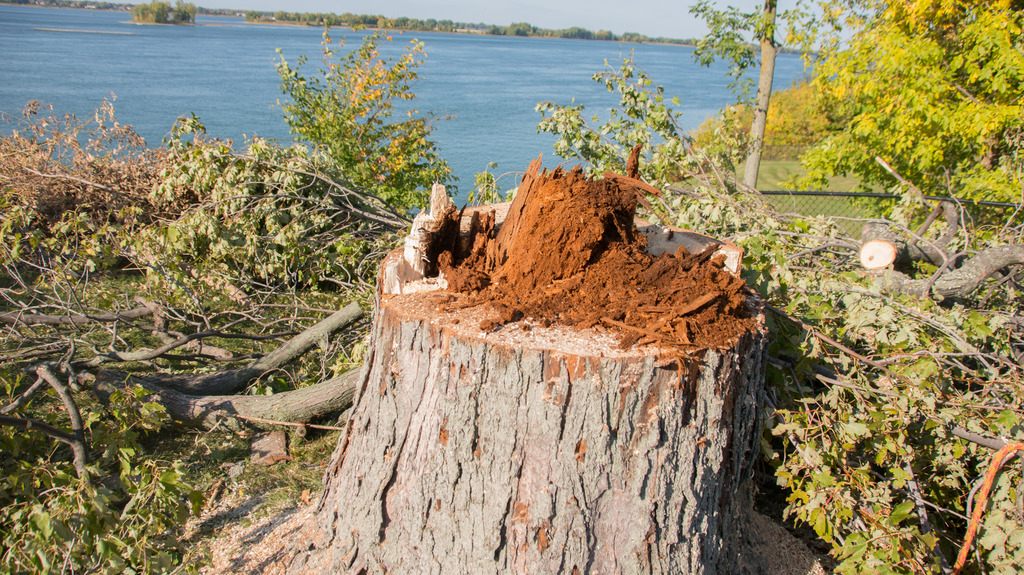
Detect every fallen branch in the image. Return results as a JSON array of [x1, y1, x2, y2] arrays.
[[860, 205, 959, 270], [0, 305, 153, 326], [872, 244, 1024, 299], [0, 414, 89, 472], [141, 302, 362, 395], [228, 414, 347, 433], [950, 426, 1011, 451], [15, 364, 90, 478], [95, 368, 361, 429]]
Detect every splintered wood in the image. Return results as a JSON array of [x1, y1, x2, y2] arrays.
[[384, 155, 755, 354]]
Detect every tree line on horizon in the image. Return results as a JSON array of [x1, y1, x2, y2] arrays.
[[242, 9, 698, 45]]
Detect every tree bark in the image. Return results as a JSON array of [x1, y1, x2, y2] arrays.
[[289, 268, 768, 574], [742, 0, 778, 190]]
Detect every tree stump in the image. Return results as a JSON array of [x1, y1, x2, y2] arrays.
[[290, 159, 768, 574]]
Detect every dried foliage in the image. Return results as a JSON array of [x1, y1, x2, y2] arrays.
[[0, 99, 185, 228], [0, 101, 396, 573]]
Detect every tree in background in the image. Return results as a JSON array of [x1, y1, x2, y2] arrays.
[[130, 0, 195, 24], [130, 1, 167, 24], [276, 29, 452, 208], [691, 80, 832, 162], [691, 0, 793, 190], [171, 0, 196, 24], [798, 0, 1024, 204]]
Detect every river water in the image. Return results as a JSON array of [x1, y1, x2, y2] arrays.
[[0, 5, 806, 200]]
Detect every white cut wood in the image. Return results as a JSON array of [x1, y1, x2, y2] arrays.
[[860, 239, 899, 269], [383, 183, 455, 294]]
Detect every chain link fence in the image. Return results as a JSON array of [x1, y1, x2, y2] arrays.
[[759, 190, 1023, 238]]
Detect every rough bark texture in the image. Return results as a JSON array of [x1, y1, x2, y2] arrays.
[[289, 160, 768, 574], [290, 295, 768, 574]]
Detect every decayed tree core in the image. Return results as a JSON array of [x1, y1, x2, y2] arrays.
[[435, 158, 758, 352], [290, 158, 768, 574]]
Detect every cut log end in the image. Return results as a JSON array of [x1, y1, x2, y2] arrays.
[[860, 239, 898, 269]]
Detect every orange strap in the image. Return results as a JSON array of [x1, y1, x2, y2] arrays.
[[952, 442, 1024, 574]]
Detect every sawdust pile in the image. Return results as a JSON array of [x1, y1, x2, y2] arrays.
[[436, 156, 757, 352]]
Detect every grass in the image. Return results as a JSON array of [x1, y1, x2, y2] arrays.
[[750, 160, 884, 237], [165, 424, 344, 570]]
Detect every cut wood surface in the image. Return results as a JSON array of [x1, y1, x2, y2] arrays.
[[860, 238, 899, 269], [289, 157, 770, 574]]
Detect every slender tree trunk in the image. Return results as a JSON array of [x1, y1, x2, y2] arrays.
[[743, 0, 779, 190]]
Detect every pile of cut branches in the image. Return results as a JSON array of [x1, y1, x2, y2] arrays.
[[0, 102, 407, 573]]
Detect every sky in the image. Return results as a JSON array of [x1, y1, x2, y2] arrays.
[[201, 0, 775, 40]]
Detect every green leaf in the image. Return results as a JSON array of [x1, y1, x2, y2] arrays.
[[31, 511, 53, 539]]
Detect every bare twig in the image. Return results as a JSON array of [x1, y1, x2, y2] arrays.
[[0, 374, 48, 415], [905, 461, 953, 573], [875, 156, 926, 201], [0, 305, 153, 327], [21, 166, 116, 193], [950, 427, 1010, 451], [78, 328, 292, 369]]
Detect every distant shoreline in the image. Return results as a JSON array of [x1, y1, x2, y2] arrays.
[[0, 1, 697, 47], [241, 19, 696, 48]]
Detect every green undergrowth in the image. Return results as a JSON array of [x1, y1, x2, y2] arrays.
[[1, 82, 398, 571]]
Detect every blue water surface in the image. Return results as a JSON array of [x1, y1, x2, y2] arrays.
[[0, 5, 807, 201]]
